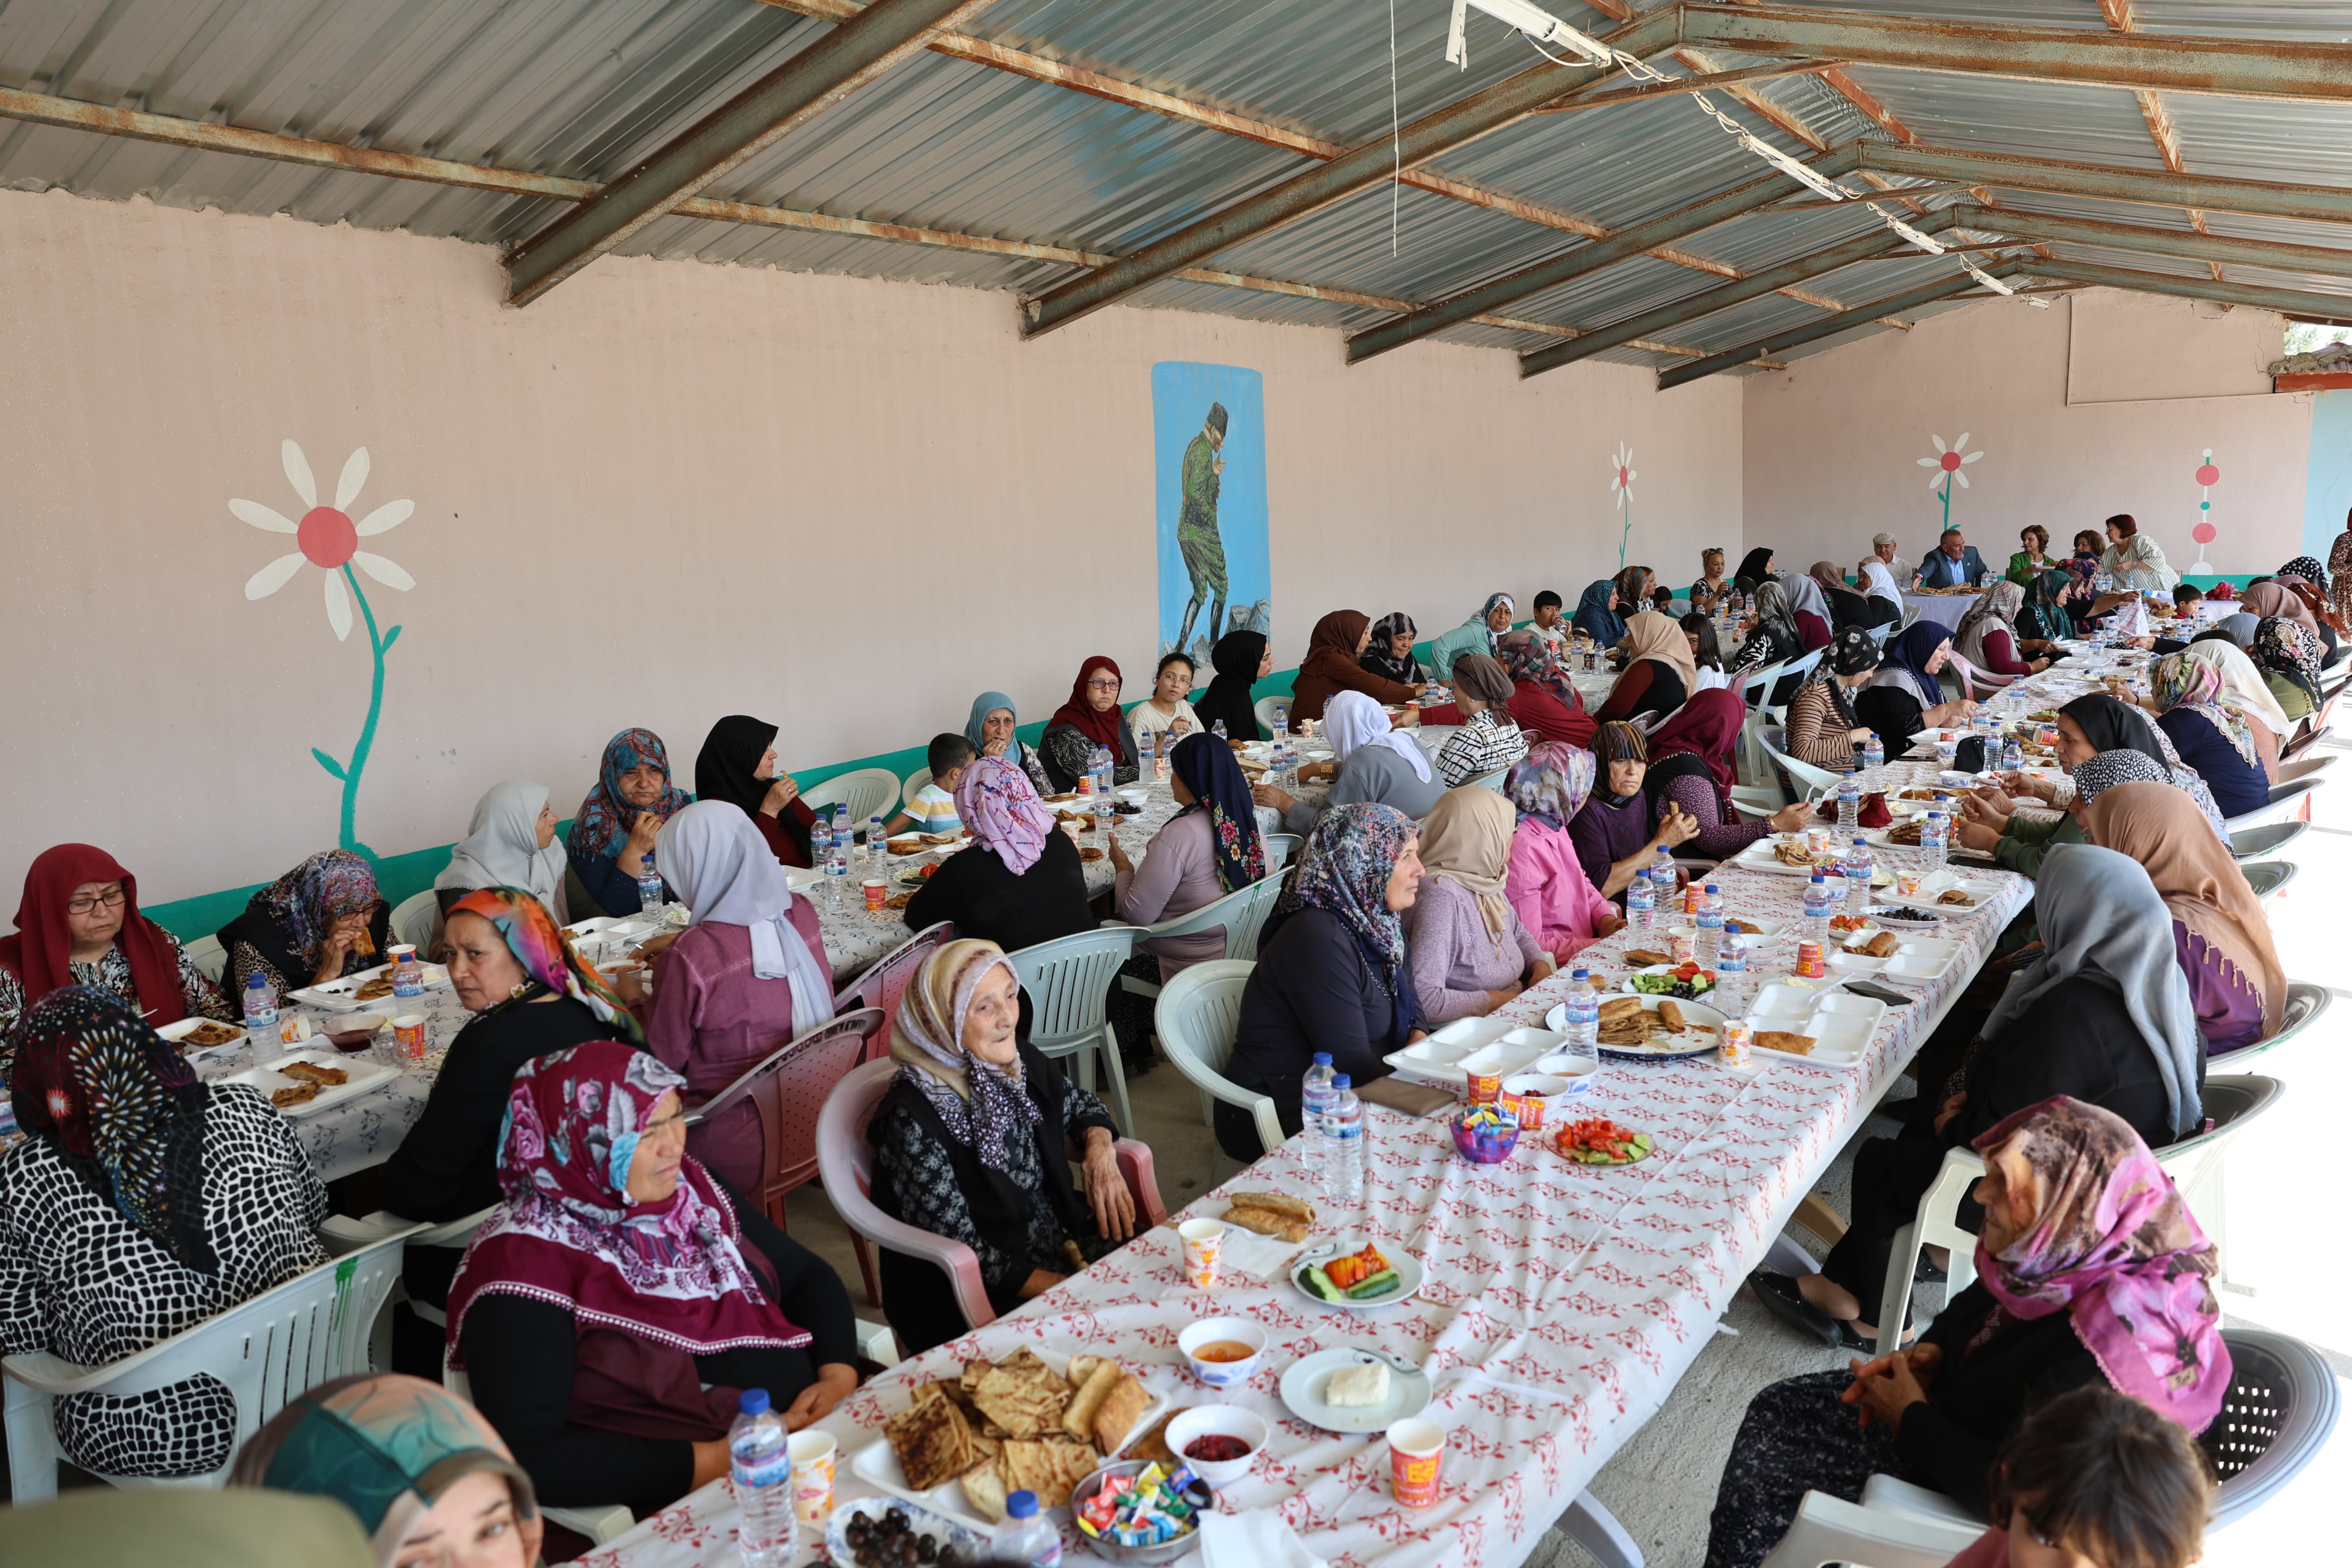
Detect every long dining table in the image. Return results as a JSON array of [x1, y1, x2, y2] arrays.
[[577, 753, 2033, 1568]]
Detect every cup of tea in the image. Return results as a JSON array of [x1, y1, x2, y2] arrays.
[[1177, 1316, 1266, 1387], [1178, 1217, 1226, 1291], [1387, 1418, 1447, 1509], [391, 1014, 428, 1060], [787, 1429, 837, 1523]]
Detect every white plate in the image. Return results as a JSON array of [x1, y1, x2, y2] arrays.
[[1587, 993, 1726, 1060], [784, 866, 825, 893], [213, 1049, 402, 1116], [846, 1351, 1169, 1529], [1878, 871, 2004, 916], [1728, 838, 1896, 883], [1383, 1018, 1557, 1087], [1665, 916, 1784, 941], [562, 916, 619, 938], [1292, 1245, 1424, 1312], [825, 1499, 989, 1566], [1825, 932, 1962, 984], [155, 1017, 247, 1057], [288, 962, 447, 1013], [1278, 1347, 1433, 1435], [1615, 965, 1719, 1001], [1743, 985, 1888, 1070]]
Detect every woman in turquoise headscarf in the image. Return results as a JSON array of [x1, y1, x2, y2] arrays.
[[964, 691, 1055, 796], [1426, 593, 1516, 679]]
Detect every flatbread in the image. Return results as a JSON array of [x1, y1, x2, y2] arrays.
[[1225, 1192, 1314, 1223], [1620, 949, 1673, 968], [1757, 1030, 1815, 1056], [885, 1385, 975, 1491], [960, 1456, 1011, 1522], [1223, 1204, 1309, 1243], [1598, 996, 1644, 1022], [1091, 1372, 1150, 1455], [1656, 1000, 1685, 1032], [280, 1061, 349, 1087], [999, 1438, 1100, 1509], [270, 1083, 321, 1108], [1123, 1410, 1179, 1467], [1063, 1359, 1120, 1442], [969, 1358, 1071, 1440]]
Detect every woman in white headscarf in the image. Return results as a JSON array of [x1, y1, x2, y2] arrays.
[[642, 801, 837, 1197], [2181, 637, 2290, 781], [431, 781, 568, 949], [1254, 688, 1445, 835]]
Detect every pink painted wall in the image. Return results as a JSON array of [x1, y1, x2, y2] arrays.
[[0, 187, 1741, 904], [1742, 289, 2317, 580]]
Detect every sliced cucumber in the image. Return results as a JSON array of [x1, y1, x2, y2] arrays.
[[1346, 1268, 1401, 1299], [1302, 1265, 1345, 1301]]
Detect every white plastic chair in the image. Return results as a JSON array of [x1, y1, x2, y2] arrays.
[[1739, 659, 1787, 712], [1112, 875, 1284, 1006], [1758, 1485, 1982, 1568], [1007, 927, 1139, 1133], [2242, 860, 2295, 901], [183, 934, 226, 985], [901, 767, 933, 809], [4, 1228, 417, 1500], [1763, 730, 1844, 800], [388, 890, 437, 953], [2225, 777, 2324, 833], [2273, 754, 2334, 787], [802, 767, 901, 827], [443, 1368, 635, 1545], [1153, 960, 1278, 1155], [1254, 695, 1291, 736], [2214, 981, 2326, 1073], [1263, 832, 1301, 872], [319, 1205, 496, 1363], [2228, 821, 2307, 861], [1780, 646, 1826, 684]]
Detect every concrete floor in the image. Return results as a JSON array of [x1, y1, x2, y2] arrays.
[[787, 742, 2352, 1566]]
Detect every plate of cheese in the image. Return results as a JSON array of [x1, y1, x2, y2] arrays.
[[1278, 1347, 1431, 1434]]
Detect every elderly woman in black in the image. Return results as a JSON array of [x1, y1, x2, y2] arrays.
[[866, 939, 1138, 1354]]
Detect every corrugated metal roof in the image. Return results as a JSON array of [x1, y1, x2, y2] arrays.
[[1, 0, 2349, 381]]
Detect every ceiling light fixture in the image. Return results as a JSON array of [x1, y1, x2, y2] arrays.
[[1446, 0, 1613, 68]]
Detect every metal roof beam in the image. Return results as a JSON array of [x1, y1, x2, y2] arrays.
[[502, 0, 996, 306], [1947, 204, 2352, 282], [1518, 206, 1958, 378], [1858, 143, 2352, 229], [2020, 260, 2352, 327], [1680, 4, 2352, 104], [1657, 259, 2025, 390], [1529, 59, 1843, 113], [1016, 7, 1680, 337], [1346, 146, 1860, 365]]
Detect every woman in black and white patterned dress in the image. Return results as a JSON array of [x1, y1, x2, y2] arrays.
[[0, 987, 327, 1480]]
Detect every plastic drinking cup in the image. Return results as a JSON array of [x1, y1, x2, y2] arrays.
[[1179, 1217, 1225, 1290], [787, 1430, 836, 1523], [391, 1014, 428, 1060], [862, 878, 886, 911], [1387, 1419, 1446, 1508]]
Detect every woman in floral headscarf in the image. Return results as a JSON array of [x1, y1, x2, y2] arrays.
[[903, 756, 1091, 957], [2250, 614, 2324, 722], [447, 1042, 857, 1517], [0, 988, 327, 1479], [217, 849, 389, 997], [1496, 627, 1598, 747], [1711, 1096, 2229, 1568], [566, 728, 693, 918], [2327, 519, 2352, 630], [1223, 804, 1426, 1158], [867, 939, 1132, 1354], [2150, 654, 2268, 816], [1498, 744, 1623, 965]]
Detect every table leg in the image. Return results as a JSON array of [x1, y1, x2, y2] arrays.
[[1793, 1193, 1849, 1244]]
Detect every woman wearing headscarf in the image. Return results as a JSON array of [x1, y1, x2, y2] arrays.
[[693, 714, 818, 869], [2249, 615, 2323, 724], [2273, 566, 2346, 654], [447, 1043, 857, 1517], [2149, 654, 2267, 816], [902, 756, 1091, 957], [1592, 609, 1699, 724], [2068, 528, 2105, 584], [1726, 580, 1805, 691], [1714, 1096, 2228, 1568], [1360, 612, 1423, 685], [1855, 623, 1977, 750], [1221, 803, 1425, 1157], [867, 940, 1133, 1353], [1781, 629, 1883, 769], [2209, 610, 2259, 648], [1191, 630, 1272, 742], [1753, 845, 2205, 1358], [1290, 610, 1427, 722], [964, 691, 1057, 796], [1495, 744, 1621, 966], [1953, 581, 2048, 677], [1, 843, 234, 1083], [231, 1373, 543, 1568], [1426, 593, 1515, 680], [634, 802, 839, 1197], [1039, 656, 1142, 793], [1780, 571, 1835, 652], [2098, 513, 2179, 594], [1255, 689, 1446, 833], [1986, 693, 2229, 850], [2239, 577, 2330, 652], [1806, 561, 1876, 632], [1645, 689, 1810, 861], [1496, 628, 1598, 747], [2082, 782, 2283, 1054], [1433, 653, 1530, 787], [431, 781, 568, 949], [1571, 579, 1628, 649], [2178, 636, 2290, 780], [1408, 787, 1555, 1021], [1732, 547, 1776, 596], [1959, 745, 2164, 879], [2017, 566, 2082, 643], [2329, 518, 2352, 629], [1856, 553, 1906, 618], [1688, 549, 1732, 616], [1566, 722, 1699, 901], [217, 849, 390, 998], [0, 988, 328, 1479], [566, 728, 693, 918]]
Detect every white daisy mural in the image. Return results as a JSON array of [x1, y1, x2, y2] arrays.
[[231, 440, 417, 858], [1917, 432, 1985, 533], [1609, 442, 1636, 568]]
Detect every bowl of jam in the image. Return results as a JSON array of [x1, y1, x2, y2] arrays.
[[1162, 1406, 1268, 1488]]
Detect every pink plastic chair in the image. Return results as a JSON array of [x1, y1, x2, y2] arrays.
[[834, 922, 956, 1063], [816, 1059, 1167, 1344], [685, 1006, 884, 1231]]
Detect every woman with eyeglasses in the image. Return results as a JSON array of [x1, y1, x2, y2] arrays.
[[0, 844, 236, 1081], [1037, 656, 1142, 793]]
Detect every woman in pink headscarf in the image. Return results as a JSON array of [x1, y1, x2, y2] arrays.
[[902, 756, 1092, 959]]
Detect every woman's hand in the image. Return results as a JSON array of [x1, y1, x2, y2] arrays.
[[624, 810, 663, 858], [610, 968, 649, 1006], [1847, 726, 1874, 745], [782, 1363, 859, 1430], [1170, 714, 1191, 736], [1081, 1130, 1136, 1242], [1956, 820, 2001, 854], [1482, 985, 1523, 1014], [313, 912, 369, 983], [2002, 770, 2059, 804], [1932, 1090, 1968, 1136], [1592, 909, 1626, 940], [1527, 957, 1558, 986], [1017, 1269, 1068, 1300], [1964, 787, 2016, 816], [1844, 1349, 1930, 1436], [1107, 836, 1134, 875], [2028, 657, 2051, 674], [982, 736, 1010, 758], [1251, 783, 1298, 814], [1766, 802, 1813, 833], [763, 774, 800, 815], [1655, 808, 1701, 849], [1296, 760, 1331, 783], [637, 929, 681, 962], [1405, 1029, 1429, 1045]]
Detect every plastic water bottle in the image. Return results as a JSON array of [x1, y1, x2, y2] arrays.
[[1696, 883, 1725, 968], [1840, 837, 1874, 916], [991, 1490, 1062, 1567], [1999, 735, 2023, 773], [241, 971, 278, 1033], [1714, 932, 1751, 1020], [1650, 843, 1676, 896], [1922, 810, 1950, 876], [1625, 869, 1657, 933], [636, 852, 665, 917], [1801, 872, 1834, 951], [869, 815, 889, 875], [1326, 1076, 1364, 1202], [825, 808, 852, 904], [728, 1388, 796, 1568], [1093, 746, 1114, 804], [1211, 718, 1228, 740], [1836, 771, 1860, 834], [1861, 731, 1884, 778], [1300, 1053, 1336, 1177], [1561, 968, 1600, 1050]]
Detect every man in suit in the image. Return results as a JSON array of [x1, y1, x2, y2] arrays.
[[1914, 527, 1990, 589]]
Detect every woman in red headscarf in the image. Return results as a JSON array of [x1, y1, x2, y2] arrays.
[[1, 844, 235, 1082], [1642, 690, 1809, 862], [1038, 655, 1142, 793]]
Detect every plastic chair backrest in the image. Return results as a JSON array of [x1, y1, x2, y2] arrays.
[[1740, 661, 1785, 707], [2216, 982, 2326, 1070], [834, 922, 956, 1054], [2274, 754, 2335, 786], [1263, 832, 1301, 872], [183, 934, 226, 985], [389, 890, 438, 953], [815, 1059, 997, 1335], [1253, 695, 1290, 736], [2264, 776, 2324, 811], [802, 767, 900, 826], [1152, 961, 1283, 1155], [2204, 1327, 2343, 1526], [1756, 1488, 1981, 1568], [2, 1228, 413, 1500], [1781, 646, 1825, 682], [2242, 860, 2295, 901], [690, 1007, 884, 1215], [1007, 928, 1137, 1047], [2154, 1073, 2283, 1169], [2228, 821, 2307, 861], [902, 768, 933, 809], [1763, 734, 1842, 798]]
